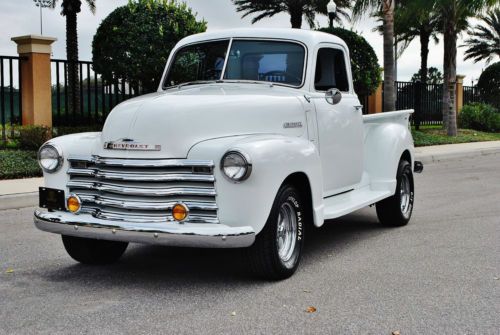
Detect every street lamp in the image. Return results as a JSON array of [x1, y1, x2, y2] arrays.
[[33, 0, 53, 35], [327, 0, 337, 29]]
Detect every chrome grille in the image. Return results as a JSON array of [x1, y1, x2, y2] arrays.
[[66, 156, 218, 224]]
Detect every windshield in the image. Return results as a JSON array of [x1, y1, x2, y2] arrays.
[[164, 39, 306, 88]]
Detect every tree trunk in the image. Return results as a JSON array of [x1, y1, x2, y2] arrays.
[[419, 31, 430, 84], [443, 25, 458, 136], [443, 15, 457, 136], [382, 0, 396, 112], [66, 10, 80, 122], [442, 30, 449, 130], [289, 8, 303, 28]]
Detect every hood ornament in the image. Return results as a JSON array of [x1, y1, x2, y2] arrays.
[[104, 139, 161, 151]]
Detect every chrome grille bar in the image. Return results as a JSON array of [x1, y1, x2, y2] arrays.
[[78, 195, 217, 211], [67, 168, 215, 182], [93, 157, 214, 168], [67, 181, 216, 197]]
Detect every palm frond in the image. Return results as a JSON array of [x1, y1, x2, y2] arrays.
[[462, 7, 500, 64]]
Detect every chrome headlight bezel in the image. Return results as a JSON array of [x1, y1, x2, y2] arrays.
[[220, 150, 252, 183], [37, 143, 64, 173]]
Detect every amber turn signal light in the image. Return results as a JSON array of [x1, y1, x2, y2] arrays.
[[172, 203, 189, 222], [67, 195, 81, 213]]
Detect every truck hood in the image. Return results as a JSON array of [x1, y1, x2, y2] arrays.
[[99, 84, 307, 158]]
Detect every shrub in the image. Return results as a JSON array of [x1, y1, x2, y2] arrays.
[[459, 103, 500, 132], [477, 62, 500, 109], [92, 0, 207, 93], [0, 150, 41, 180], [18, 126, 51, 151], [317, 27, 382, 96]]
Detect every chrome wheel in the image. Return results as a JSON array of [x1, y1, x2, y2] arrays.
[[276, 202, 298, 263], [400, 173, 412, 217]]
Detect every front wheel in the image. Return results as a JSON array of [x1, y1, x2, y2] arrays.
[[376, 159, 414, 227], [246, 184, 306, 280], [62, 235, 128, 265]]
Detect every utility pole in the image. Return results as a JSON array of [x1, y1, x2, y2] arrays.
[[33, 0, 53, 35]]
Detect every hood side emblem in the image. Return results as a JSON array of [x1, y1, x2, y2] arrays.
[[283, 122, 303, 129]]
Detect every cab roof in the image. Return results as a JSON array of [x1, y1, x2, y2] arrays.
[[177, 28, 348, 50]]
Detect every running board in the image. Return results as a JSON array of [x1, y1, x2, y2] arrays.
[[323, 187, 392, 220]]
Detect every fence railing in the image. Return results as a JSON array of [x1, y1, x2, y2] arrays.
[[2, 54, 488, 139], [395, 81, 444, 126], [463, 86, 483, 106], [51, 59, 145, 127], [0, 56, 22, 144]]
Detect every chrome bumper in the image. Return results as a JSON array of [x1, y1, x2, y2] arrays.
[[34, 209, 255, 248]]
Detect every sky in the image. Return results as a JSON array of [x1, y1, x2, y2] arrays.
[[0, 0, 490, 84]]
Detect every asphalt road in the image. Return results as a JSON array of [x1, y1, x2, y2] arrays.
[[1, 154, 499, 335]]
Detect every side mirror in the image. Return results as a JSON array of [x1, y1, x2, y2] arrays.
[[325, 88, 342, 105]]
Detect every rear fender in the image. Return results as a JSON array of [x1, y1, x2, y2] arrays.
[[363, 122, 414, 193]]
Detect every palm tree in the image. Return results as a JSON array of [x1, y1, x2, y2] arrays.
[[463, 8, 500, 65], [395, 0, 440, 84], [433, 0, 498, 136], [51, 0, 96, 119], [353, 0, 396, 112], [232, 0, 351, 29]]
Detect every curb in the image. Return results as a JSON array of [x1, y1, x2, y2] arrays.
[[0, 192, 38, 211], [415, 147, 500, 164], [0, 148, 499, 211]]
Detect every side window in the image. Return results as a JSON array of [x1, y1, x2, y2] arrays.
[[314, 48, 349, 92]]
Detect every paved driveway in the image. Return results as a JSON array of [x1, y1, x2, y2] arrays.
[[1, 154, 499, 334]]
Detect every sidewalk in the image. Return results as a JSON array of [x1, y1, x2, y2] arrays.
[[1, 141, 499, 210]]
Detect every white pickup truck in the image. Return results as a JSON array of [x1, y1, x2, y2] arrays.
[[35, 28, 423, 279]]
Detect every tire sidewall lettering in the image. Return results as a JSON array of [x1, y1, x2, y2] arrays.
[[286, 195, 303, 241]]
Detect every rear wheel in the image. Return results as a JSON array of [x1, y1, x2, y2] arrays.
[[62, 235, 128, 265], [246, 184, 305, 280], [376, 159, 414, 226]]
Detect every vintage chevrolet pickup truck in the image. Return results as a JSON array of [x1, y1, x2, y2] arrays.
[[35, 28, 423, 279]]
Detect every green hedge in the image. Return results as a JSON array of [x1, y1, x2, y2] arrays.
[[459, 103, 500, 132], [0, 150, 41, 180]]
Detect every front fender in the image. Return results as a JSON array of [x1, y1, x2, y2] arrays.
[[39, 132, 102, 190], [188, 135, 324, 234]]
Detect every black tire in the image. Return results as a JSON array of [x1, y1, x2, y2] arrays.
[[376, 159, 414, 227], [246, 184, 306, 280], [62, 235, 128, 265]]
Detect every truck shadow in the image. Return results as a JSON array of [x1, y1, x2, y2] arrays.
[[43, 207, 395, 286]]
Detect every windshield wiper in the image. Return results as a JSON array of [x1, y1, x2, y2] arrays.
[[222, 79, 274, 87], [172, 80, 224, 90]]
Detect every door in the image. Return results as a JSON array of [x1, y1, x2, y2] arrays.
[[312, 45, 364, 195]]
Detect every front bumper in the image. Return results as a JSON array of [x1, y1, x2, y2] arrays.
[[34, 209, 255, 248]]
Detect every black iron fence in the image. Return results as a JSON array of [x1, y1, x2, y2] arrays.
[[463, 86, 483, 106], [0, 56, 22, 145], [1, 54, 488, 139], [51, 59, 145, 127], [394, 81, 443, 126]]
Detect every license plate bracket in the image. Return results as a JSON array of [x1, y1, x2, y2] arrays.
[[39, 187, 65, 211]]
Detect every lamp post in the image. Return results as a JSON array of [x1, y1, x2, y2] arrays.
[[33, 0, 53, 35], [327, 0, 337, 29]]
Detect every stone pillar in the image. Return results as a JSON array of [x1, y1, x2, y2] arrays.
[[456, 75, 465, 114], [368, 82, 383, 114], [11, 35, 57, 127]]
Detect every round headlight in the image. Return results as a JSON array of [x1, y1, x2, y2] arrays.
[[221, 151, 252, 182], [38, 144, 63, 173]]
